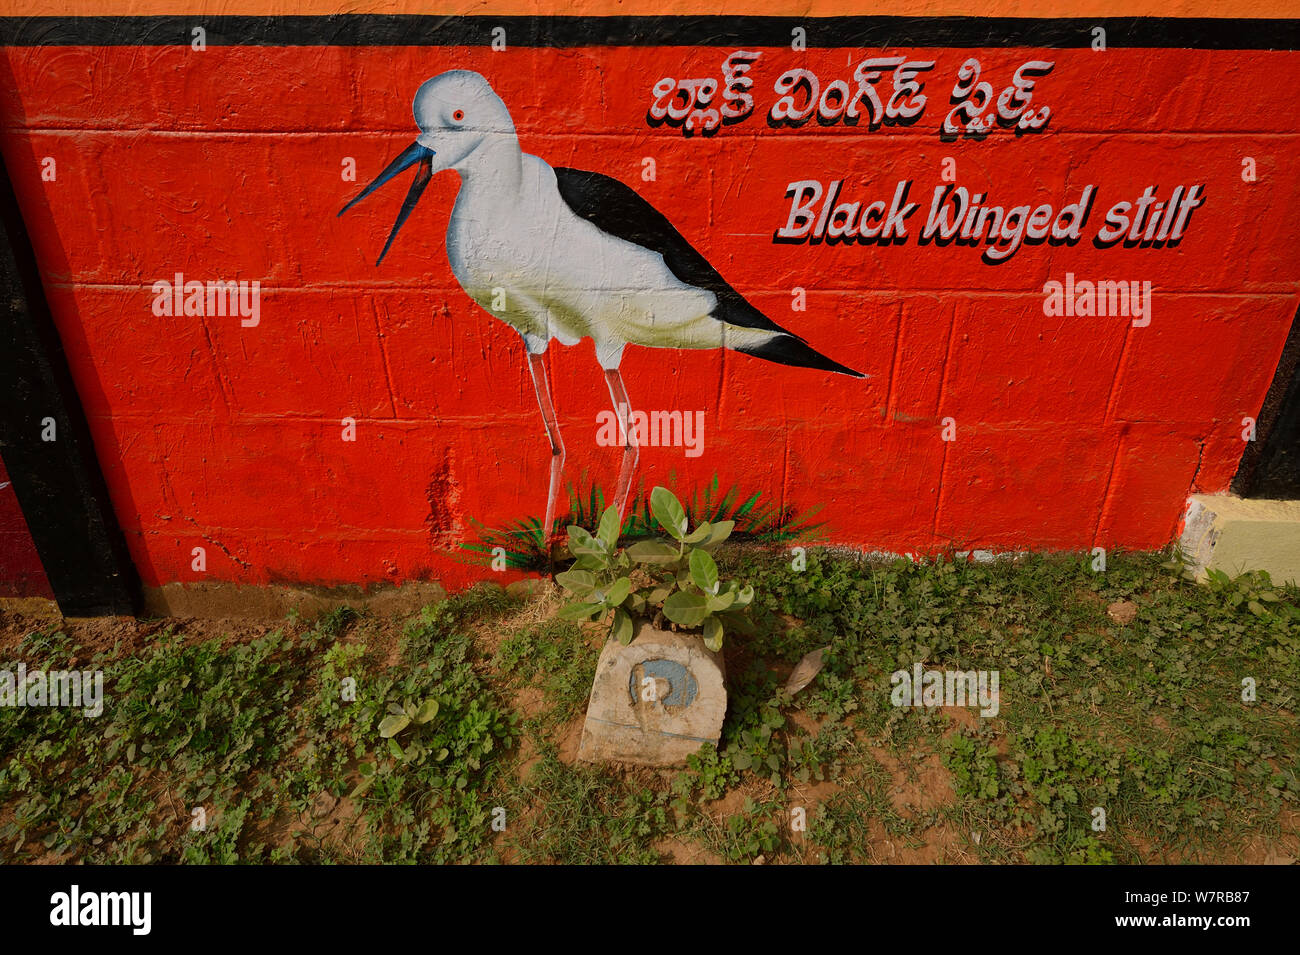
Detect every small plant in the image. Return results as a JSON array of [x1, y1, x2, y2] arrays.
[[674, 744, 738, 804], [1201, 567, 1289, 618], [722, 797, 781, 861], [377, 698, 442, 763], [460, 474, 825, 572], [555, 486, 755, 650]]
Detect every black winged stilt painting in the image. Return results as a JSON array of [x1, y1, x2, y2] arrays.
[[340, 70, 864, 533]]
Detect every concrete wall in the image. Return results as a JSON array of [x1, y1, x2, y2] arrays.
[[0, 1, 1297, 596]]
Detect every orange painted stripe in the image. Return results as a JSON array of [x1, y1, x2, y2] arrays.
[[4, 1, 1297, 19]]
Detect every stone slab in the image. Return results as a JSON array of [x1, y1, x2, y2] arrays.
[[577, 623, 726, 767], [1179, 494, 1300, 586]]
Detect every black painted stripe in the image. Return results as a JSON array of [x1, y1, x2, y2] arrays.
[[0, 15, 1296, 49], [0, 153, 140, 616], [1236, 305, 1300, 498]]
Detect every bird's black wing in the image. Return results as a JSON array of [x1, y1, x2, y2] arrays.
[[552, 166, 806, 342]]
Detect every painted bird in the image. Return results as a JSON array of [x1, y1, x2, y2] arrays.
[[340, 70, 864, 535]]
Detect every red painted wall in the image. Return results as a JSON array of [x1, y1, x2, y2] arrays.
[[0, 39, 1297, 592], [0, 457, 52, 598]]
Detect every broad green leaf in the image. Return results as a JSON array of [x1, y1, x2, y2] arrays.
[[689, 548, 719, 594], [387, 738, 404, 759], [379, 714, 410, 738], [663, 590, 709, 627], [413, 699, 440, 724], [703, 615, 724, 652], [706, 590, 736, 613], [612, 607, 634, 645], [701, 520, 735, 548], [650, 486, 688, 540], [683, 521, 712, 544], [646, 586, 672, 607], [627, 540, 680, 564], [719, 610, 757, 636], [626, 592, 647, 614], [597, 504, 621, 549], [358, 762, 375, 777], [557, 601, 605, 621], [733, 584, 755, 607], [567, 525, 594, 548], [605, 576, 632, 606], [569, 538, 609, 558], [567, 524, 608, 557], [555, 568, 597, 596]]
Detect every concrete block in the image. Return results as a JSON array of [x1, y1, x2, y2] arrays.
[[1179, 494, 1300, 586], [577, 624, 726, 767]]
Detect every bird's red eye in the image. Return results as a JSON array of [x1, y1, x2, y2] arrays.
[[452, 109, 465, 122]]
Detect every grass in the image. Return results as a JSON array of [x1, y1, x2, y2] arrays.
[[493, 618, 597, 727], [503, 750, 669, 864], [0, 550, 1296, 864]]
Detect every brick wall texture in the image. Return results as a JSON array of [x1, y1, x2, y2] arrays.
[[0, 33, 1296, 592]]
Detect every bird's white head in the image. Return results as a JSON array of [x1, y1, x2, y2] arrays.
[[338, 70, 516, 265], [413, 70, 516, 171]]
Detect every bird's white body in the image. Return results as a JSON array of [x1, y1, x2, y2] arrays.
[[444, 134, 770, 369], [342, 69, 861, 535]]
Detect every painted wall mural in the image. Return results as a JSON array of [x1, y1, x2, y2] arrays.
[[0, 7, 1298, 596], [340, 69, 864, 532]]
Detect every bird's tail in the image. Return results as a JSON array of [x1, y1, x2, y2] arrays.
[[736, 333, 867, 379]]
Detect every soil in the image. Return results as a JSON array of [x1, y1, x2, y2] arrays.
[[1107, 599, 1139, 625], [0, 603, 282, 660]]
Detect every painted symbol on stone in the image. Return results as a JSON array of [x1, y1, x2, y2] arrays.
[[630, 658, 698, 713]]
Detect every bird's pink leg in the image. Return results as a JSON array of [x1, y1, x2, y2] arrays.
[[527, 353, 565, 539], [604, 368, 640, 521]]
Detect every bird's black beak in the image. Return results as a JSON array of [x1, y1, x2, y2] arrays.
[[338, 141, 436, 266]]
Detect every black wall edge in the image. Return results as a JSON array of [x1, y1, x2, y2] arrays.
[[1236, 305, 1300, 499], [0, 15, 1296, 49], [0, 154, 140, 616]]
